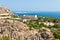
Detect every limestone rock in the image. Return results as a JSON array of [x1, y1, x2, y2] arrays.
[[41, 27, 54, 40], [0, 5, 12, 15], [0, 20, 54, 40]]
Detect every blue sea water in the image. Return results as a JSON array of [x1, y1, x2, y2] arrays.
[[13, 12, 60, 18]]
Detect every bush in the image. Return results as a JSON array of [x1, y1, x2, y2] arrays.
[[52, 30, 60, 39], [12, 15, 18, 18], [1, 36, 10, 40], [53, 38, 59, 40], [53, 24, 60, 28]]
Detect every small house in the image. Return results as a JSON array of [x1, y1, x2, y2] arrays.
[[22, 15, 38, 22]]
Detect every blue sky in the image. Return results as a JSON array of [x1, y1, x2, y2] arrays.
[[0, 0, 60, 12]]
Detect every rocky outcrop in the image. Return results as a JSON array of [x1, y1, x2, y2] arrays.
[[40, 27, 54, 40], [0, 6, 54, 40], [0, 19, 54, 40], [24, 27, 54, 40], [0, 5, 12, 15]]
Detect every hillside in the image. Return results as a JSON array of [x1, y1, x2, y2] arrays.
[[0, 6, 60, 40], [0, 6, 12, 15], [0, 19, 54, 40]]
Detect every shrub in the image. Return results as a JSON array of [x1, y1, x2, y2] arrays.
[[1, 36, 10, 40], [53, 24, 60, 28], [52, 30, 60, 39]]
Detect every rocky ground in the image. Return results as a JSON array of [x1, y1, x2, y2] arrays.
[[0, 5, 55, 40], [0, 5, 12, 14], [0, 19, 54, 40]]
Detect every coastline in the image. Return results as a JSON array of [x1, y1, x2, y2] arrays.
[[13, 12, 60, 18]]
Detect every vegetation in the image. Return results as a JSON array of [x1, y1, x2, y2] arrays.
[[26, 16, 60, 29], [0, 36, 10, 40], [23, 16, 60, 40], [52, 30, 60, 39], [1, 14, 60, 40], [16, 38, 20, 40], [11, 15, 18, 18]]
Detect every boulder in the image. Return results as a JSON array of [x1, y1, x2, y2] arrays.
[[41, 27, 54, 40]]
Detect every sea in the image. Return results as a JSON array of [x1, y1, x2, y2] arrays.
[[13, 11, 60, 18]]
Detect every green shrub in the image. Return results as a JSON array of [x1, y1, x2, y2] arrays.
[[53, 38, 59, 40], [1, 36, 10, 40], [52, 30, 60, 39], [12, 15, 18, 18], [53, 24, 60, 28]]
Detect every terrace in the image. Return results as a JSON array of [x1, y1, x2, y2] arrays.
[[0, 13, 11, 19]]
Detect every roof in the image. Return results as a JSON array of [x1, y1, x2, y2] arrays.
[[23, 16, 37, 20]]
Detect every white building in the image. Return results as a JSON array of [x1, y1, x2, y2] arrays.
[[43, 22, 54, 26], [23, 15, 38, 22]]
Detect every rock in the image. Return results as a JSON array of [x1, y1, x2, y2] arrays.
[[0, 19, 54, 40], [0, 6, 54, 40], [41, 27, 54, 40], [0, 20, 54, 40], [0, 5, 12, 14]]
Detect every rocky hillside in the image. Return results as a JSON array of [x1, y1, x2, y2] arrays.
[[0, 6, 55, 40], [0, 6, 12, 15], [0, 19, 54, 40]]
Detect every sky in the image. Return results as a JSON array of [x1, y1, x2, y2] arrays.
[[0, 0, 60, 12]]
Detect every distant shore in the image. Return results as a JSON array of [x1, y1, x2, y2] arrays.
[[13, 12, 60, 18]]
